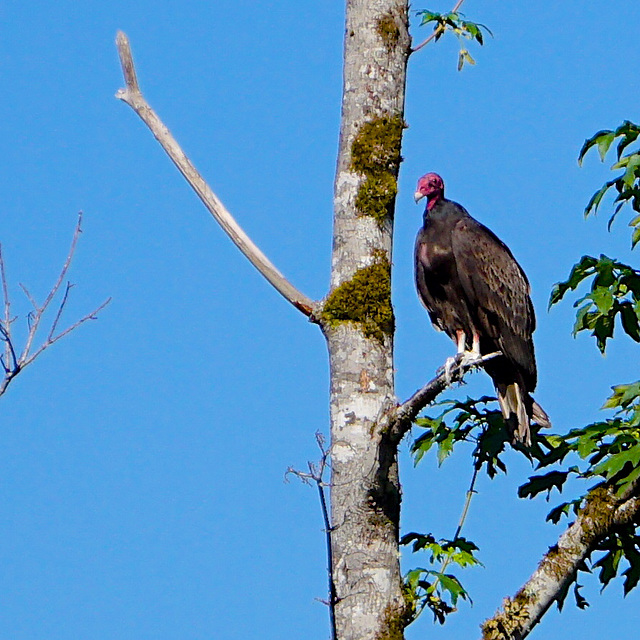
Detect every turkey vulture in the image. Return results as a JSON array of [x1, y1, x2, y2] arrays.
[[414, 172, 549, 445]]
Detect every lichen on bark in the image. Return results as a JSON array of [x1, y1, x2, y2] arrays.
[[375, 602, 412, 640], [481, 590, 534, 640], [321, 251, 395, 341], [350, 114, 405, 228], [376, 12, 401, 51]]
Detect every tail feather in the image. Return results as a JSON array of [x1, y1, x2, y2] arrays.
[[531, 400, 551, 429], [496, 382, 549, 447]]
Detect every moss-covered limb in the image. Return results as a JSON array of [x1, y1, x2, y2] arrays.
[[350, 114, 406, 228], [321, 251, 394, 341], [481, 483, 640, 640]]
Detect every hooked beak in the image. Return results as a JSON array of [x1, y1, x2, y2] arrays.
[[414, 191, 425, 204]]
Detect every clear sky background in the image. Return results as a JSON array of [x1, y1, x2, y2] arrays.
[[0, 1, 639, 639]]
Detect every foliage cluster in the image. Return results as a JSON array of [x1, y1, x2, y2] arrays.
[[415, 10, 491, 69]]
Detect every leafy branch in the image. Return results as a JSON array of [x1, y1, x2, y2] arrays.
[[402, 396, 515, 624], [517, 381, 640, 605], [413, 4, 492, 70], [579, 120, 640, 239], [550, 255, 640, 353]]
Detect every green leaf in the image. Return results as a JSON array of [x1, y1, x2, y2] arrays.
[[518, 470, 570, 499], [594, 545, 622, 589], [546, 499, 582, 524], [590, 286, 615, 314], [438, 574, 469, 606], [584, 180, 617, 218], [550, 259, 597, 308], [437, 432, 455, 465], [579, 129, 614, 166], [574, 583, 590, 610], [597, 132, 616, 162], [620, 303, 640, 341]]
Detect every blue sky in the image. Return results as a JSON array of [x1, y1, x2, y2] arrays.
[[0, 1, 639, 638]]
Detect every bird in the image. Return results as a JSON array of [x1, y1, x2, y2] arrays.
[[413, 172, 550, 445]]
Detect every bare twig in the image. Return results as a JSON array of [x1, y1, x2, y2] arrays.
[[114, 31, 316, 318], [0, 214, 111, 398], [0, 245, 14, 368], [412, 0, 466, 53], [386, 351, 500, 445], [481, 482, 640, 640], [412, 463, 480, 621], [19, 212, 84, 364], [287, 432, 337, 640]]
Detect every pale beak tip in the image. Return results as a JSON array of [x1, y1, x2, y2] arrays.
[[414, 191, 425, 204]]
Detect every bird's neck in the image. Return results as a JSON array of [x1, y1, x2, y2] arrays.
[[427, 192, 444, 211], [424, 195, 447, 222]]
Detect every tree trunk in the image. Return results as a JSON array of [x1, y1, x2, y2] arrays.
[[322, 2, 410, 639]]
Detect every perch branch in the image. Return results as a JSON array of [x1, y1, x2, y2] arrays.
[[412, 0, 467, 53], [0, 213, 111, 398], [481, 482, 640, 640], [386, 351, 500, 445], [114, 31, 315, 318]]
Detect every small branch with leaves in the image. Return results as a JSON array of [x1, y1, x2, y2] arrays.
[[286, 432, 337, 640], [412, 2, 492, 70], [0, 212, 111, 398], [114, 31, 315, 318]]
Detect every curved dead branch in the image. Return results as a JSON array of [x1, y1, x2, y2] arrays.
[[114, 31, 315, 318]]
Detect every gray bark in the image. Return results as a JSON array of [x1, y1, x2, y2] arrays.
[[323, 2, 410, 639]]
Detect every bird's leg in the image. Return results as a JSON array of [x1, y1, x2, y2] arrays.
[[456, 329, 466, 354], [441, 330, 466, 384], [471, 330, 481, 358], [458, 330, 483, 368]]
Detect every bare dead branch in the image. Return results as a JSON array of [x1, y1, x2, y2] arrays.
[[385, 351, 500, 445], [19, 212, 84, 363], [481, 482, 640, 640], [23, 297, 112, 368], [47, 282, 73, 342], [287, 432, 337, 640], [0, 244, 13, 368], [0, 215, 110, 399], [114, 31, 316, 319]]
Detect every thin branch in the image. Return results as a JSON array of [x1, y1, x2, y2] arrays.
[[19, 212, 84, 364], [47, 282, 73, 342], [0, 215, 110, 399], [414, 464, 480, 621], [22, 297, 112, 368], [287, 432, 337, 640], [412, 0, 466, 53], [481, 482, 640, 640], [386, 351, 500, 445], [114, 31, 316, 318], [0, 244, 13, 368]]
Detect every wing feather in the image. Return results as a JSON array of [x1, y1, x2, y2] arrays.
[[451, 216, 536, 386]]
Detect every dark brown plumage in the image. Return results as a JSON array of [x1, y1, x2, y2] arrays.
[[414, 172, 549, 445]]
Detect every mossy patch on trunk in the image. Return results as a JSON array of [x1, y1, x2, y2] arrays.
[[350, 114, 405, 228], [321, 251, 394, 341]]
